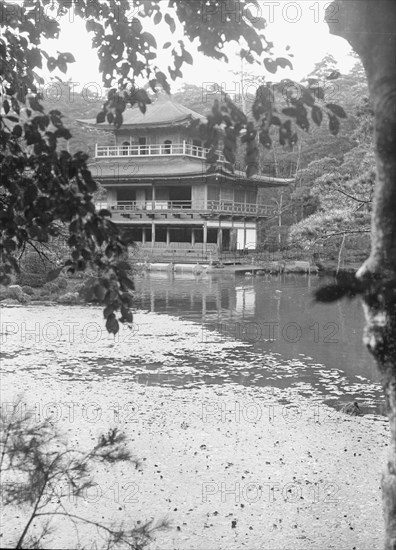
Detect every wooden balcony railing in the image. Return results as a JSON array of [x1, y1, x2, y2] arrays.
[[208, 201, 275, 216], [107, 200, 274, 216], [113, 200, 192, 211], [95, 141, 226, 163]]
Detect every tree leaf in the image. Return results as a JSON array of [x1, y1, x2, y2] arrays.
[[24, 185, 38, 204], [164, 13, 176, 33], [59, 52, 76, 63], [47, 57, 57, 72], [302, 89, 315, 107], [12, 125, 23, 138], [276, 57, 293, 70], [155, 71, 171, 94], [246, 163, 259, 178], [314, 282, 362, 303], [282, 108, 297, 117], [258, 127, 272, 149], [46, 268, 63, 282], [328, 113, 340, 135], [311, 105, 323, 126], [326, 70, 341, 80], [153, 11, 162, 24], [264, 58, 277, 74], [57, 59, 68, 74], [98, 209, 112, 217], [182, 49, 193, 65], [326, 103, 347, 118], [94, 284, 107, 301], [270, 116, 281, 126], [105, 315, 119, 335]]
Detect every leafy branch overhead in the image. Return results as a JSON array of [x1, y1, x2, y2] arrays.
[[0, 0, 347, 333], [193, 72, 347, 179]]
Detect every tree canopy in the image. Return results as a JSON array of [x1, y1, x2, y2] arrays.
[[288, 60, 374, 257]]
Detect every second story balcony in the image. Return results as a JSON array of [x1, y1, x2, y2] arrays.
[[104, 200, 274, 217], [95, 141, 226, 163]]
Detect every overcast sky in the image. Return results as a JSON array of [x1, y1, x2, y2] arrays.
[[40, 1, 355, 96]]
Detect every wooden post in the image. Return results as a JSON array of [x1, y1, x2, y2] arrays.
[[142, 227, 146, 245], [151, 222, 155, 248], [150, 288, 154, 312], [166, 226, 170, 247], [191, 228, 195, 247], [217, 227, 222, 252], [203, 223, 207, 253]]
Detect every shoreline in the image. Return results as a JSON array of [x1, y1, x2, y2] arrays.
[[0, 265, 356, 307]]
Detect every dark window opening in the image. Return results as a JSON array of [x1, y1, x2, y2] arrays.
[[168, 186, 191, 205], [164, 140, 172, 154], [207, 186, 220, 201], [139, 137, 147, 154], [156, 226, 167, 243], [121, 141, 129, 155], [207, 228, 218, 244], [222, 229, 230, 251], [194, 228, 203, 243], [117, 189, 136, 202], [169, 227, 192, 243], [121, 227, 142, 243], [192, 139, 202, 156]]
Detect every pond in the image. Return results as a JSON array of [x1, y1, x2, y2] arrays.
[[133, 271, 383, 414], [1, 272, 383, 415], [0, 271, 388, 549]]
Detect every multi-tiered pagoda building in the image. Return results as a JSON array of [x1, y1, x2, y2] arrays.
[[79, 94, 292, 262]]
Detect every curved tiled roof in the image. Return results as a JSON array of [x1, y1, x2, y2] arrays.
[[78, 95, 206, 129], [89, 156, 292, 187]]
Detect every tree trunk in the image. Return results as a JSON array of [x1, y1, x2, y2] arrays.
[[328, 2, 396, 548]]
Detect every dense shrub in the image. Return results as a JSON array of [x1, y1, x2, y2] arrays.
[[19, 251, 52, 274], [77, 276, 100, 302], [17, 272, 47, 288], [21, 286, 36, 296], [0, 287, 9, 301], [39, 287, 51, 297], [57, 292, 80, 304], [42, 281, 59, 294], [56, 276, 68, 290]]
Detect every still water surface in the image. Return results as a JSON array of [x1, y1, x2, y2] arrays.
[[1, 272, 384, 416], [133, 271, 383, 413]]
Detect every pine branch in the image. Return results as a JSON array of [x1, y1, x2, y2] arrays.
[[313, 228, 370, 243]]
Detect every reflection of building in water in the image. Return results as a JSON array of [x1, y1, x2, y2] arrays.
[[135, 273, 244, 319], [133, 273, 380, 391], [235, 287, 256, 316]]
